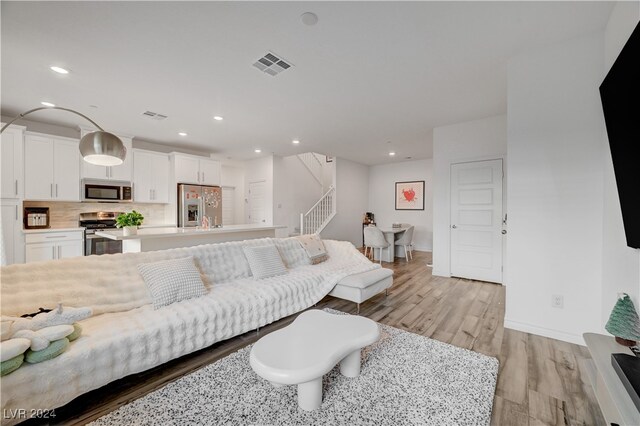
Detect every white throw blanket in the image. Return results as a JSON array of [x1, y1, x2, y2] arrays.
[[0, 238, 379, 425]]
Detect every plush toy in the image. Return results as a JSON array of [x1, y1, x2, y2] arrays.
[[13, 325, 74, 351], [25, 338, 69, 364], [1, 320, 12, 341], [67, 323, 82, 341], [1, 353, 24, 376], [0, 338, 30, 376], [2, 304, 92, 337], [0, 338, 30, 362], [0, 305, 90, 376]]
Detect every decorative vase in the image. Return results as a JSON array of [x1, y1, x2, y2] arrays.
[[123, 226, 138, 236]]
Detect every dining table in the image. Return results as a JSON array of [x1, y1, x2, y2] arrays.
[[372, 225, 409, 262]]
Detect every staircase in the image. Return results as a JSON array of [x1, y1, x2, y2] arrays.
[[297, 152, 324, 189], [299, 185, 336, 235]]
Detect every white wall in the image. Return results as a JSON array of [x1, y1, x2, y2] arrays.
[[244, 155, 274, 227], [505, 32, 605, 344], [280, 155, 325, 235], [432, 115, 508, 277], [272, 155, 292, 238], [368, 159, 433, 251], [601, 3, 640, 328], [220, 164, 245, 225], [321, 158, 369, 247]]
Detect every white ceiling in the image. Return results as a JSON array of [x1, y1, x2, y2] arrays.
[[1, 1, 613, 165]]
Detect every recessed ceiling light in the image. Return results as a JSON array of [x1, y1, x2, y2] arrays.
[[178, 132, 188, 136], [254, 149, 262, 153], [213, 116, 223, 121], [292, 139, 300, 144], [41, 101, 55, 107], [50, 66, 69, 74], [389, 151, 396, 156], [301, 12, 319, 26]]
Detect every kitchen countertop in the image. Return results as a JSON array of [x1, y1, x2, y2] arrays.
[[22, 227, 85, 234], [95, 224, 286, 241]]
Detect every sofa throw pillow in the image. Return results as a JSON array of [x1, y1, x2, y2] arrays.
[[243, 245, 288, 280], [137, 257, 206, 309], [296, 234, 329, 265]]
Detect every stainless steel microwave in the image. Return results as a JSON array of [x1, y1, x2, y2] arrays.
[[81, 179, 132, 202]]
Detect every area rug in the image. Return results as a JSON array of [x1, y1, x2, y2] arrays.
[[90, 309, 499, 425]]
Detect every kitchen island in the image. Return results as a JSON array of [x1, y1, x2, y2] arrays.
[[95, 224, 287, 253]]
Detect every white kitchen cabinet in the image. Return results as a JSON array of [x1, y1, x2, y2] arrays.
[[57, 240, 84, 259], [25, 230, 83, 263], [172, 154, 221, 186], [133, 149, 169, 203], [1, 200, 24, 265], [199, 159, 221, 186], [80, 132, 133, 182], [24, 134, 80, 201], [0, 125, 25, 199], [54, 139, 81, 200], [109, 136, 133, 181], [25, 244, 56, 263], [173, 154, 200, 184]]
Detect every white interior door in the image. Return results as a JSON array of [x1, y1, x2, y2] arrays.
[[222, 187, 235, 225], [248, 181, 266, 224], [450, 159, 503, 283]]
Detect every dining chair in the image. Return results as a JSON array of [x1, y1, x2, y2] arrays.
[[363, 224, 374, 259], [395, 225, 415, 262], [363, 226, 389, 264], [400, 223, 415, 259]]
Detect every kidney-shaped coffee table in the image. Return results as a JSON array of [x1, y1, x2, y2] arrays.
[[249, 309, 380, 411]]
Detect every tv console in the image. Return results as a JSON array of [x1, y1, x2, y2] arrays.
[[583, 333, 640, 425]]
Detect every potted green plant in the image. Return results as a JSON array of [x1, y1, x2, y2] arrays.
[[116, 210, 144, 236]]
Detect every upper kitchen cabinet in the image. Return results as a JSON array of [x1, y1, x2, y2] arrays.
[[199, 159, 221, 186], [24, 133, 80, 201], [80, 131, 133, 182], [133, 149, 169, 203], [172, 153, 221, 186], [0, 125, 25, 199]]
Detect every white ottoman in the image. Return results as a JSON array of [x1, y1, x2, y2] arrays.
[[329, 268, 393, 313], [249, 310, 380, 411]]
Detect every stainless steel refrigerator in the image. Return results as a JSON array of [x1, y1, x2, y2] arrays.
[[177, 184, 223, 228]]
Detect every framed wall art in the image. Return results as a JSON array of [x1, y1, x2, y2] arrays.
[[395, 180, 425, 210]]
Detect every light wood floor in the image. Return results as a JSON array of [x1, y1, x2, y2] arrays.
[[29, 251, 605, 426]]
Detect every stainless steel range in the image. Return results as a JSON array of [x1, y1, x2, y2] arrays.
[[80, 212, 124, 256]]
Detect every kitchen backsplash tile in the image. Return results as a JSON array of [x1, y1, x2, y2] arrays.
[[22, 201, 169, 228]]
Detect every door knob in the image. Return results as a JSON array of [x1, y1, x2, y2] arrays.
[[451, 225, 457, 229], [502, 230, 507, 234]]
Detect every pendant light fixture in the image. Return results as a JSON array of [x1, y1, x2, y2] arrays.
[[1, 106, 126, 166]]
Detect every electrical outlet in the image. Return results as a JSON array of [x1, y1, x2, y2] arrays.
[[552, 295, 564, 309]]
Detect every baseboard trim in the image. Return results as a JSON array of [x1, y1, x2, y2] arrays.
[[504, 319, 585, 345], [431, 269, 450, 278]]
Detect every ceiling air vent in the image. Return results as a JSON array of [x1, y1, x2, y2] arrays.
[[253, 52, 293, 77], [142, 111, 168, 120]]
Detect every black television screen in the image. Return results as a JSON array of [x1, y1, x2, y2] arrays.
[[599, 22, 640, 249]]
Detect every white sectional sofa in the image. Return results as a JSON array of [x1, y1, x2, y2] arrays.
[[0, 237, 392, 425]]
